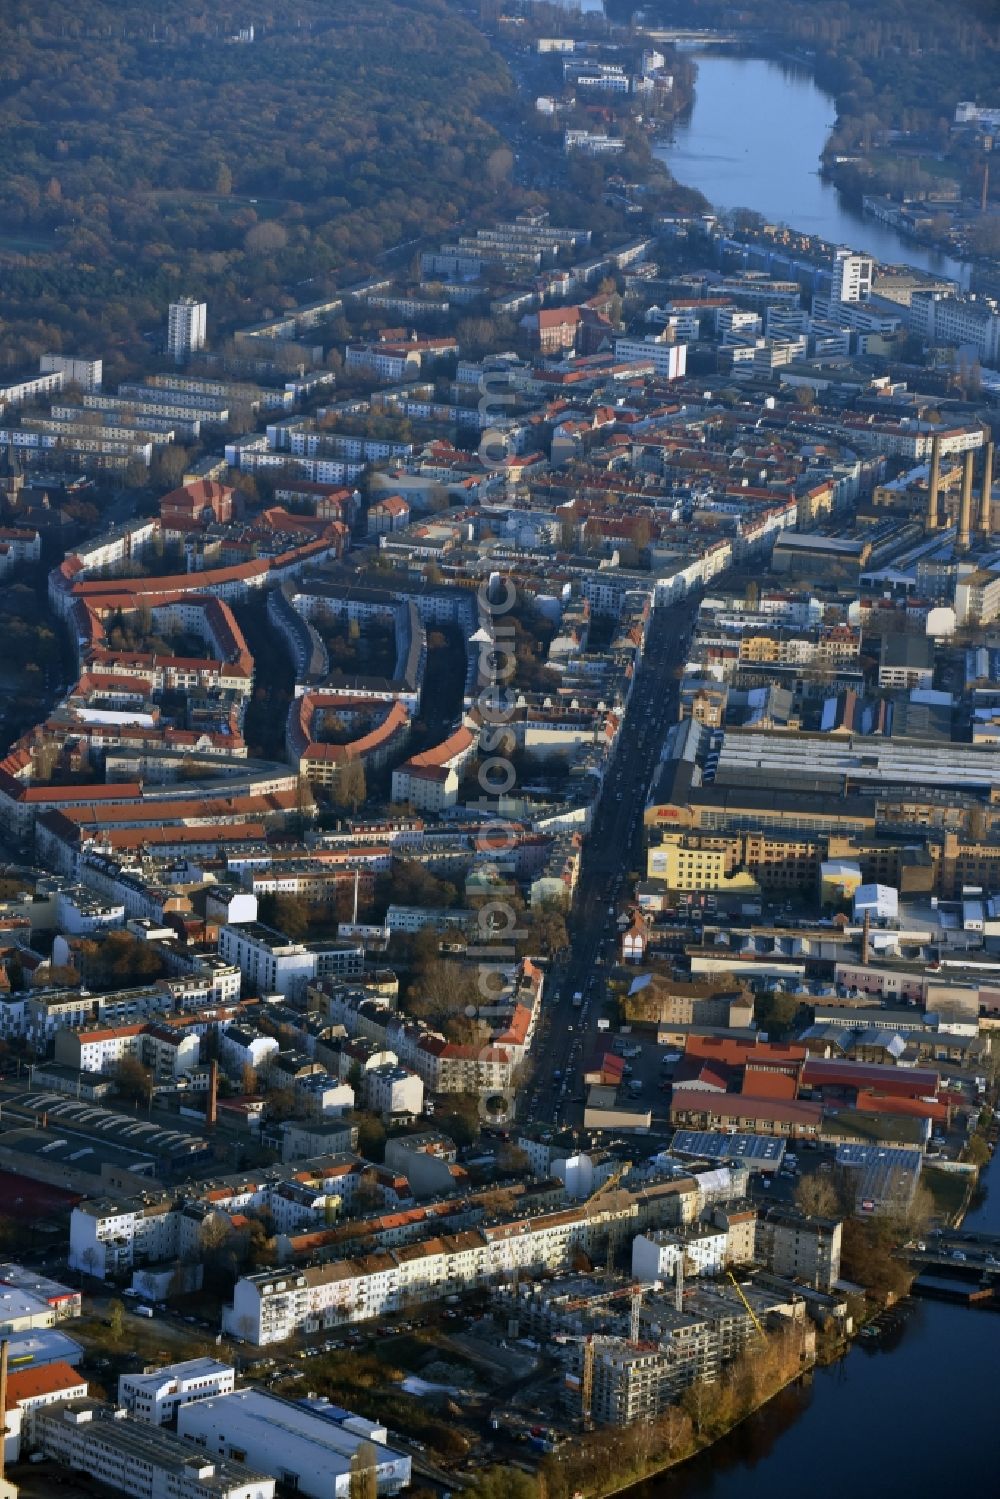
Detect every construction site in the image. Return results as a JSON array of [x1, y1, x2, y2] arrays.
[[492, 1271, 815, 1428]]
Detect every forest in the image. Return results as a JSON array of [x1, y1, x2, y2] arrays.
[[0, 0, 518, 374]]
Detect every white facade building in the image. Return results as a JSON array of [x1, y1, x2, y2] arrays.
[[363, 1064, 424, 1119], [37, 1401, 275, 1499], [118, 1359, 235, 1427], [177, 1390, 411, 1499], [218, 922, 316, 999], [830, 249, 874, 305], [631, 1227, 728, 1282], [39, 355, 103, 391], [907, 291, 1000, 365], [167, 299, 208, 363], [2, 1360, 89, 1463], [613, 337, 687, 379], [54, 1023, 145, 1075]]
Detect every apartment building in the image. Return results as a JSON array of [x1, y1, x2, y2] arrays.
[[830, 249, 874, 305], [612, 337, 688, 379], [223, 1179, 699, 1344], [907, 290, 1000, 364], [0, 369, 65, 409], [956, 567, 1000, 626], [69, 1196, 179, 1279], [218, 922, 316, 999], [39, 355, 103, 391], [364, 1064, 424, 1120], [53, 1023, 146, 1074], [755, 1206, 842, 1292], [167, 298, 208, 363], [632, 1225, 729, 1281]]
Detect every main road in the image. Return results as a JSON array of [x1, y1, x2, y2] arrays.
[[523, 599, 699, 1128]]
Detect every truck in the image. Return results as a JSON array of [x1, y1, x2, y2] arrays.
[[597, 1018, 611, 1032], [572, 991, 583, 1007]]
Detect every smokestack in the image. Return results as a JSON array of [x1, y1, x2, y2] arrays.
[[862, 908, 871, 966], [0, 1338, 8, 1485], [206, 1060, 218, 1128], [958, 450, 975, 551], [980, 442, 994, 537], [926, 435, 941, 532]]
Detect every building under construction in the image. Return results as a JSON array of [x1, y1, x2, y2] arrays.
[[493, 1274, 811, 1427]]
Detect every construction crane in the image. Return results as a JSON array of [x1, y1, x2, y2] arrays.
[[583, 1161, 630, 1208], [505, 1262, 521, 1338], [562, 1281, 645, 1316], [580, 1336, 594, 1430], [580, 1162, 630, 1280], [629, 1284, 643, 1344], [728, 1271, 765, 1337]]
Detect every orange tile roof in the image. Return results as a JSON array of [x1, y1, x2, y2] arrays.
[[7, 1361, 86, 1404]]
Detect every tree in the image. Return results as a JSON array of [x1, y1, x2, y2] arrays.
[[965, 1133, 990, 1168], [485, 147, 514, 189], [435, 1092, 482, 1148], [794, 1174, 842, 1219], [108, 1299, 126, 1343], [352, 1439, 379, 1499], [244, 221, 289, 256], [152, 445, 190, 492], [265, 1087, 299, 1121], [332, 759, 367, 812], [840, 1216, 912, 1302], [753, 992, 801, 1038], [497, 1142, 530, 1175], [241, 1062, 258, 1096], [385, 860, 456, 909], [356, 1112, 387, 1163], [114, 1055, 153, 1105], [200, 1215, 231, 1257]]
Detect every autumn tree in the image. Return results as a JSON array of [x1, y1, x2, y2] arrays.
[[332, 759, 367, 812], [244, 221, 288, 256], [108, 1299, 126, 1343], [114, 1055, 153, 1105], [793, 1173, 843, 1219]]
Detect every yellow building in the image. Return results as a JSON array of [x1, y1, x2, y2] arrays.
[[647, 833, 760, 894]]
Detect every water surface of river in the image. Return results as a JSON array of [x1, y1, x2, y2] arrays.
[[656, 53, 968, 284]]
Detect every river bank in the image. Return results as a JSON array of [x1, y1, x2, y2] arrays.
[[616, 1151, 1000, 1499], [654, 50, 970, 283]]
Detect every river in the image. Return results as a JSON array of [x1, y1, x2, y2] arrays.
[[655, 52, 969, 285], [634, 1154, 999, 1499]]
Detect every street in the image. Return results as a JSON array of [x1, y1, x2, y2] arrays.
[[523, 600, 698, 1129]]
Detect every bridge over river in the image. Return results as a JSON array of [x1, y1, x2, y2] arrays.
[[904, 1227, 1000, 1277]]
